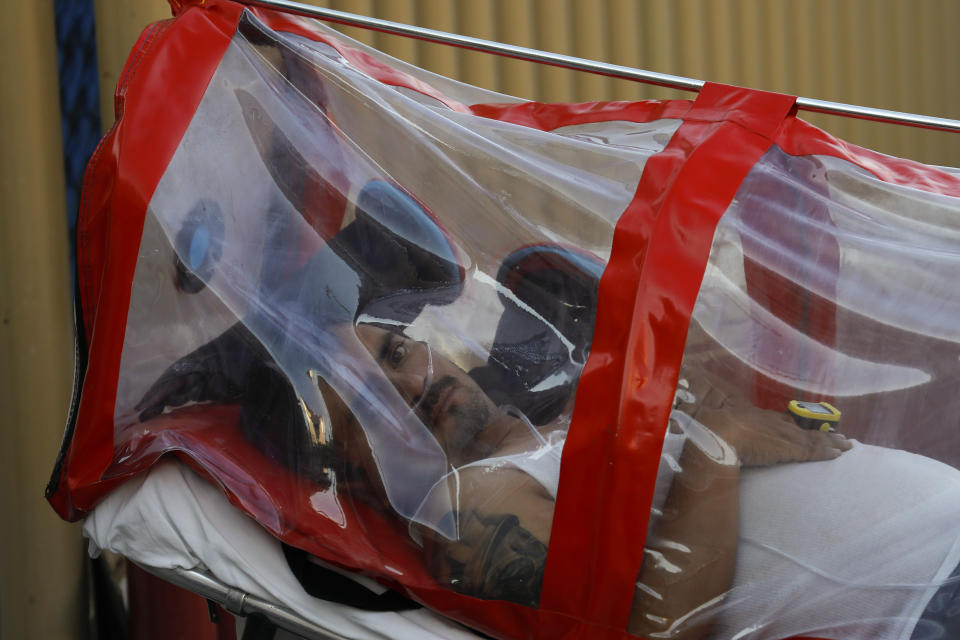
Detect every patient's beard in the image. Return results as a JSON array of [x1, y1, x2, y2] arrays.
[[419, 375, 492, 463], [447, 392, 493, 461]]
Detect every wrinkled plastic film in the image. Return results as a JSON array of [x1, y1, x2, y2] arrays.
[[51, 3, 960, 637], [110, 9, 679, 600], [646, 146, 960, 639]]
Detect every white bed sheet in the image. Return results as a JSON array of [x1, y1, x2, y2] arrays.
[[83, 459, 483, 640]]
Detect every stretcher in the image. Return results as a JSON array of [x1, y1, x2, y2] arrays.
[[84, 459, 483, 639], [48, 1, 960, 639]]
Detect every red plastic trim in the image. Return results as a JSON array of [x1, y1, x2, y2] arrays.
[[51, 2, 246, 520], [776, 116, 960, 196], [470, 99, 692, 130], [194, 0, 472, 113], [540, 83, 798, 630], [400, 99, 704, 639], [239, 0, 960, 200], [55, 0, 837, 634]]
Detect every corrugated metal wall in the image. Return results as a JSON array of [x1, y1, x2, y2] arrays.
[[318, 0, 960, 167], [1, 4, 85, 639]]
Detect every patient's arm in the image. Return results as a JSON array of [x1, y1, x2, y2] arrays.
[[422, 467, 554, 607], [419, 445, 739, 639], [629, 405, 850, 639], [629, 441, 741, 640], [421, 410, 849, 639]]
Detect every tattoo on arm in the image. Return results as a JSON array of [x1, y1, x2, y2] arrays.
[[434, 511, 548, 607]]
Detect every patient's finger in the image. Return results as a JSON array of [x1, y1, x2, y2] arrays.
[[803, 430, 851, 461], [827, 432, 852, 450]]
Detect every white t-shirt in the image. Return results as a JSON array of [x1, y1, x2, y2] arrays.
[[468, 424, 960, 640]]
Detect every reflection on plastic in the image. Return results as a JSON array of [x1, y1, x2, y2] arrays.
[[309, 483, 345, 528], [652, 146, 960, 639], [108, 8, 675, 622], [84, 7, 960, 640]]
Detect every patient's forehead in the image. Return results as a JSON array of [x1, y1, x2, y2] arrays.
[[356, 314, 489, 377], [355, 323, 402, 352]]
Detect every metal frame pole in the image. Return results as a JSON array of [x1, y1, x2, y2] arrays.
[[141, 565, 351, 640], [235, 0, 960, 134]]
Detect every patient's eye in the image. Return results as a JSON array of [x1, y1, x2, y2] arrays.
[[388, 338, 409, 367]]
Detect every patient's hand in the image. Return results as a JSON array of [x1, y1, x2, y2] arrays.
[[136, 323, 266, 421], [696, 404, 851, 467]]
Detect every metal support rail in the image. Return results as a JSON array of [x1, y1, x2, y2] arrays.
[[236, 0, 960, 134], [138, 564, 351, 640]]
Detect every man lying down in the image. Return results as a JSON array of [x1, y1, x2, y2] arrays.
[[137, 195, 960, 640]]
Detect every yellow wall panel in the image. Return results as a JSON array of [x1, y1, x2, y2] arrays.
[[941, 1, 960, 166], [733, 0, 765, 95], [675, 0, 707, 87], [94, 0, 170, 127], [534, 0, 575, 102], [841, 1, 871, 151], [869, 0, 898, 157], [605, 0, 643, 101], [804, 0, 849, 145], [372, 0, 418, 64], [1, 3, 85, 639], [496, 0, 538, 100], [638, 0, 688, 101], [703, 0, 739, 87], [788, 2, 816, 95], [572, 0, 610, 101], [456, 0, 500, 92], [328, 0, 377, 46], [893, 0, 923, 161], [417, 0, 459, 81]]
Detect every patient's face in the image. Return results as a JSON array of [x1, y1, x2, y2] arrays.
[[355, 324, 501, 463]]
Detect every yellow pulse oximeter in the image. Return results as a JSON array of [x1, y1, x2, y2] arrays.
[[787, 400, 841, 432]]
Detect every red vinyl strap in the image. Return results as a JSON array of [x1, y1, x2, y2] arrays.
[[397, 99, 701, 640], [539, 83, 798, 631], [470, 98, 692, 130], [776, 116, 960, 196], [55, 2, 246, 519]]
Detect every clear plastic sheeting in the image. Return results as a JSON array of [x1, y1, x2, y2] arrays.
[[690, 146, 960, 461], [48, 2, 960, 639], [656, 146, 960, 639], [109, 9, 676, 610]]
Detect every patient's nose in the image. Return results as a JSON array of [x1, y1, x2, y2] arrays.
[[390, 371, 427, 406]]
